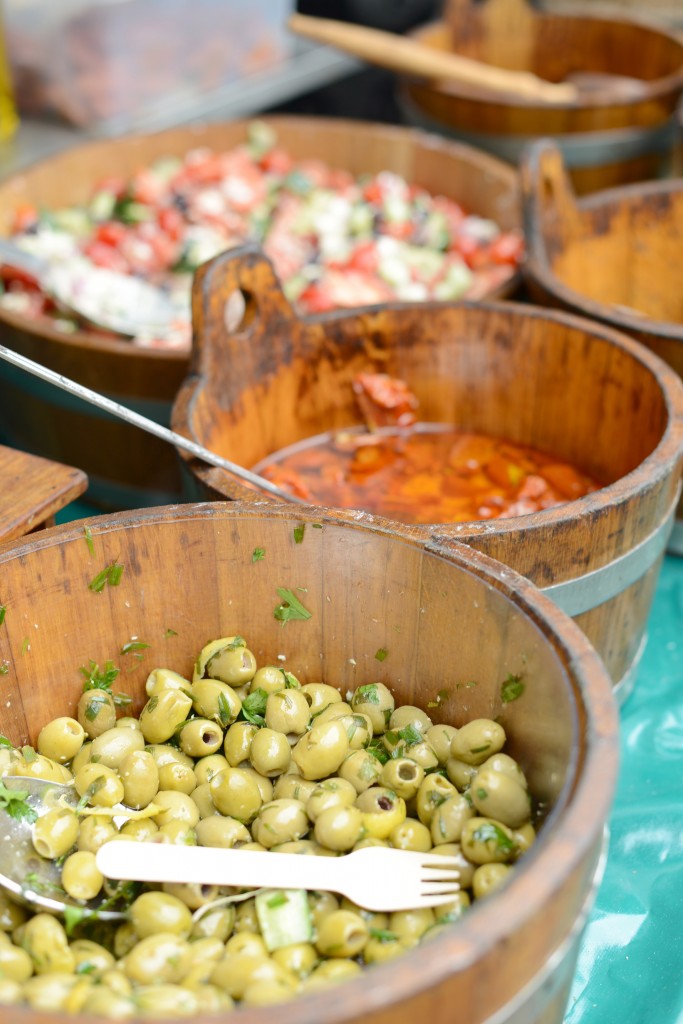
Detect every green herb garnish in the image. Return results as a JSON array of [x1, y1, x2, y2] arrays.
[[0, 605, 5, 626], [216, 692, 234, 728], [281, 671, 301, 689], [120, 641, 150, 656], [240, 688, 269, 726], [375, 647, 388, 662], [293, 524, 305, 544], [252, 547, 266, 563], [369, 928, 398, 943], [88, 560, 124, 593], [0, 735, 12, 749], [83, 526, 94, 556], [0, 781, 38, 823], [427, 688, 450, 709], [352, 683, 380, 705], [471, 821, 516, 855], [273, 588, 312, 624], [501, 673, 525, 704], [21, 745, 37, 762], [164, 628, 178, 638]]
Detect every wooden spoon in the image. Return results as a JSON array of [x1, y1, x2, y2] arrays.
[[288, 12, 578, 105]]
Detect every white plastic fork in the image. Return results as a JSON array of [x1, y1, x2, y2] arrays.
[[96, 840, 460, 912]]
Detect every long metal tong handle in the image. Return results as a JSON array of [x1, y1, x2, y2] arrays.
[[0, 344, 304, 505]]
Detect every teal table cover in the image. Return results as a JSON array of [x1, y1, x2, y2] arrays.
[[566, 554, 683, 1024]]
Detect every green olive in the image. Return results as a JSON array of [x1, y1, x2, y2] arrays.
[[472, 862, 511, 899], [177, 718, 224, 758], [292, 720, 349, 780], [350, 683, 394, 734], [388, 704, 432, 735], [119, 749, 159, 809], [77, 688, 117, 739], [450, 719, 506, 766], [312, 702, 353, 724], [380, 757, 425, 799], [480, 752, 528, 788], [389, 818, 432, 852], [429, 793, 474, 845], [460, 816, 518, 864], [195, 816, 251, 849], [314, 910, 369, 958], [162, 882, 223, 912], [74, 762, 124, 807], [37, 717, 85, 764], [89, 727, 145, 769], [139, 689, 192, 744], [190, 905, 235, 942], [301, 683, 342, 715], [430, 843, 476, 889], [512, 821, 537, 857], [338, 749, 383, 793], [306, 777, 357, 822], [363, 934, 408, 964], [249, 728, 292, 777], [206, 642, 257, 687], [122, 934, 191, 986], [22, 975, 89, 1013], [314, 805, 365, 852], [130, 892, 193, 938], [145, 668, 191, 697], [20, 914, 74, 974], [265, 689, 311, 738], [251, 799, 309, 848], [425, 724, 458, 765], [157, 760, 197, 795], [0, 938, 33, 982], [470, 766, 531, 829], [7, 751, 72, 783], [415, 773, 456, 825], [209, 767, 263, 822], [190, 782, 217, 819], [145, 745, 195, 771], [60, 850, 104, 901], [69, 939, 115, 978], [388, 907, 435, 946], [32, 807, 79, 859], [77, 815, 119, 853], [446, 756, 479, 791], [272, 942, 318, 979], [134, 983, 199, 1017], [250, 666, 287, 695], [336, 713, 373, 750], [119, 819, 159, 842], [152, 791, 200, 829], [300, 958, 362, 991], [223, 721, 258, 767], [193, 753, 230, 785], [191, 678, 241, 727], [433, 891, 471, 923], [355, 787, 406, 839], [272, 774, 318, 803]]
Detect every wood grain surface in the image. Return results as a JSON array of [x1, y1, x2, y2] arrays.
[[0, 443, 86, 540]]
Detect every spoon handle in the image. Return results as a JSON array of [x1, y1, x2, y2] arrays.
[[0, 239, 46, 278], [0, 343, 304, 505]]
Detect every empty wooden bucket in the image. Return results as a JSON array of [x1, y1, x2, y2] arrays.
[[520, 138, 683, 554], [0, 501, 618, 1024], [0, 116, 521, 512], [171, 245, 683, 700], [399, 0, 683, 194]]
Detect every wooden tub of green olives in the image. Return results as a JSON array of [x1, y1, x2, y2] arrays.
[[0, 502, 617, 1024], [171, 245, 683, 704]]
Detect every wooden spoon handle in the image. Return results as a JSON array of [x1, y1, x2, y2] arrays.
[[289, 13, 577, 105]]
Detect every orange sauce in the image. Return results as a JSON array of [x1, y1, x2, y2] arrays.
[[255, 425, 601, 525]]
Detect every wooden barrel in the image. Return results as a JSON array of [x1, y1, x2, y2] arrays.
[[519, 138, 683, 554], [399, 0, 683, 194], [0, 501, 618, 1024], [172, 246, 683, 701], [0, 116, 521, 511]]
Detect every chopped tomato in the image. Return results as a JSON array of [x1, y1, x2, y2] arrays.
[[488, 232, 525, 266], [10, 204, 40, 233], [94, 221, 128, 248], [81, 240, 130, 273]]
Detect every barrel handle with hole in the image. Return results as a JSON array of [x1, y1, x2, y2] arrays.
[[520, 138, 582, 272], [189, 243, 298, 380]]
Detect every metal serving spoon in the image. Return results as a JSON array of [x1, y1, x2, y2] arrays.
[[0, 344, 304, 505], [0, 238, 175, 339], [0, 776, 125, 919]]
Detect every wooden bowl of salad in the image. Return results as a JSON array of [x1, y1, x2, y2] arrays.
[[0, 500, 618, 1024], [172, 244, 683, 701], [0, 116, 522, 511]]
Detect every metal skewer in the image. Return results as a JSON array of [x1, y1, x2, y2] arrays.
[[0, 344, 304, 505]]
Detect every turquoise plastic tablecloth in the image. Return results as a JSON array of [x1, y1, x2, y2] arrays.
[[566, 554, 683, 1024]]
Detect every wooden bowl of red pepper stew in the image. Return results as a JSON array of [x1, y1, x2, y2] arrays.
[[0, 116, 522, 512], [0, 501, 618, 1024], [172, 244, 683, 698]]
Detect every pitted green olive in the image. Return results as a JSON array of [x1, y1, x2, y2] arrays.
[[250, 666, 287, 695], [355, 787, 406, 839], [314, 910, 369, 958], [130, 892, 193, 938], [425, 724, 458, 765], [195, 816, 251, 849], [193, 753, 230, 785], [74, 762, 124, 807], [461, 816, 518, 864], [89, 726, 145, 769], [178, 718, 224, 758], [429, 793, 474, 845], [306, 777, 357, 821], [472, 862, 511, 899], [145, 668, 191, 697], [313, 805, 365, 851], [77, 688, 116, 739], [450, 719, 506, 766], [389, 818, 432, 852], [223, 721, 258, 767], [265, 689, 310, 738], [249, 728, 292, 777], [380, 757, 424, 799], [251, 799, 309, 848], [209, 767, 263, 822], [415, 773, 456, 825], [191, 679, 241, 727], [349, 683, 394, 734], [157, 760, 197, 795], [139, 689, 192, 744], [292, 720, 349, 780], [119, 749, 159, 809], [32, 807, 79, 859], [301, 683, 342, 715], [470, 766, 531, 828], [37, 717, 85, 764], [338, 749, 383, 793], [446, 756, 479, 791]]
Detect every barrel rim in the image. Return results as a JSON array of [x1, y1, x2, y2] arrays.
[[0, 500, 620, 1024]]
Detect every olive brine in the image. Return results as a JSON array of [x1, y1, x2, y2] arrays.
[[0, 634, 535, 1015]]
